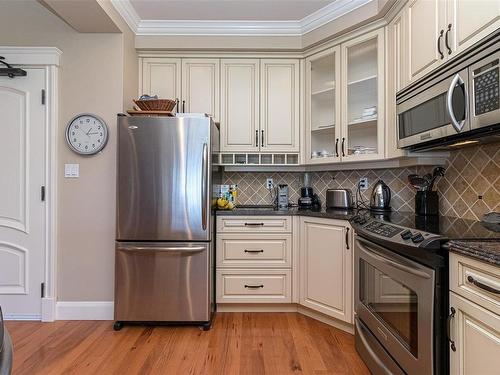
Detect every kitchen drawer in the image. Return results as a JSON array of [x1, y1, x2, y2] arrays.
[[216, 269, 291, 303], [216, 233, 292, 268], [450, 253, 500, 315], [217, 216, 291, 233]]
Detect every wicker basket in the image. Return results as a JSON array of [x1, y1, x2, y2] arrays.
[[133, 98, 176, 112]]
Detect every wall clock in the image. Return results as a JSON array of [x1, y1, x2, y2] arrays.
[[66, 113, 109, 155]]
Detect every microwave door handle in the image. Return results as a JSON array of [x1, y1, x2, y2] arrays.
[[446, 73, 468, 132]]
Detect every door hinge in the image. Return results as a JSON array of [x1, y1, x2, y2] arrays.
[[41, 282, 46, 298], [41, 185, 46, 201], [41, 89, 46, 105]]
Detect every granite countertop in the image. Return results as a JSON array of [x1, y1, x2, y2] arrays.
[[447, 240, 500, 266], [215, 206, 356, 221]]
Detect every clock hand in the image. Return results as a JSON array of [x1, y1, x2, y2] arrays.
[[86, 127, 93, 136], [88, 132, 99, 135]]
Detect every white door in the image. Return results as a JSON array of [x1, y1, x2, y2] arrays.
[[141, 57, 181, 111], [220, 59, 260, 152], [448, 0, 500, 57], [260, 59, 300, 152], [181, 58, 220, 121], [299, 217, 352, 323], [406, 0, 447, 83], [0, 68, 46, 319], [450, 292, 500, 375]]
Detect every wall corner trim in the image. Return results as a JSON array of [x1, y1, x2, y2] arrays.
[[56, 301, 114, 320]]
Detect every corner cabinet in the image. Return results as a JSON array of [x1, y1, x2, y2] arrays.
[[299, 217, 353, 323], [305, 28, 385, 164], [139, 57, 220, 120]]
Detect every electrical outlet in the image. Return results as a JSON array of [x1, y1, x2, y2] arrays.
[[359, 177, 368, 190], [266, 178, 274, 189]]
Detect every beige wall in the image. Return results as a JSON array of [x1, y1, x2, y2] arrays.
[[0, 0, 137, 301]]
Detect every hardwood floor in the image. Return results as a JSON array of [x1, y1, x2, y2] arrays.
[[6, 313, 370, 375]]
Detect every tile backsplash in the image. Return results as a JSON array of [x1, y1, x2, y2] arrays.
[[223, 142, 500, 220]]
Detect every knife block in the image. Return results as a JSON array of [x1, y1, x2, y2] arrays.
[[415, 191, 439, 216]]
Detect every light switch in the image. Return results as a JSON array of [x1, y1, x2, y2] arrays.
[[64, 163, 79, 178]]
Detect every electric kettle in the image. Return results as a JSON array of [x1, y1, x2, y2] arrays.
[[370, 180, 391, 212]]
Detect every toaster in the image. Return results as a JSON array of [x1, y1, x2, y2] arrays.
[[326, 189, 353, 209]]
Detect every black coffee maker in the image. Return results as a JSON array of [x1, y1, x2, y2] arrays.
[[298, 173, 321, 209]]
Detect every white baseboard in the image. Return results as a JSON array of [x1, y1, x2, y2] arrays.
[[4, 314, 41, 321], [56, 301, 114, 320]]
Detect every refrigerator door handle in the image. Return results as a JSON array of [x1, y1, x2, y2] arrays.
[[118, 245, 206, 253], [201, 143, 208, 231]]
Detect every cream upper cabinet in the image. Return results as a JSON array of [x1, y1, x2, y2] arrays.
[[220, 59, 260, 152], [299, 217, 352, 323], [406, 0, 446, 83], [341, 28, 385, 162], [449, 292, 500, 375], [386, 7, 406, 159], [260, 59, 300, 152], [181, 59, 220, 121], [405, 0, 500, 86], [141, 58, 182, 108], [305, 47, 342, 164], [448, 0, 500, 57]]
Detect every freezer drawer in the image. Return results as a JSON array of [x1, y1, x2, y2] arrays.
[[114, 242, 212, 322]]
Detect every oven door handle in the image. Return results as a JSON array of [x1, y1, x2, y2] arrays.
[[446, 73, 468, 133], [356, 237, 432, 279]]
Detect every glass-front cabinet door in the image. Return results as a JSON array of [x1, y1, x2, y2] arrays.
[[341, 29, 385, 161], [305, 47, 341, 164]]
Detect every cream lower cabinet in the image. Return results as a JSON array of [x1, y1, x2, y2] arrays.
[[216, 216, 292, 303], [449, 253, 500, 375], [299, 217, 353, 323]]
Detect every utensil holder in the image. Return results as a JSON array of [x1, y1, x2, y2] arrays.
[[415, 191, 439, 216]]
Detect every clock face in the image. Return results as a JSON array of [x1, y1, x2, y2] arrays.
[[66, 114, 108, 155]]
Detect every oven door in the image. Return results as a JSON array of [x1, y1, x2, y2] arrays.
[[397, 68, 469, 149], [354, 235, 435, 375]]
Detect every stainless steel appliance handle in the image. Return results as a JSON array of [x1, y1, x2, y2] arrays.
[[467, 275, 500, 295], [446, 73, 467, 132], [119, 245, 206, 252], [201, 143, 208, 230], [356, 237, 432, 279], [447, 307, 457, 352]]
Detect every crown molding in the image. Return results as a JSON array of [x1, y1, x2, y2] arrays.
[[110, 0, 140, 33], [111, 0, 374, 36], [0, 46, 62, 66]]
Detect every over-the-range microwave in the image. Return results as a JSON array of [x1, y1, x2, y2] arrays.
[[397, 30, 500, 151]]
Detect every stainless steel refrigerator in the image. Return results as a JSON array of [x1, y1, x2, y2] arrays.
[[114, 113, 220, 330]]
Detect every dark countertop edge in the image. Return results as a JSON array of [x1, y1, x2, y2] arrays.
[[215, 208, 356, 221], [447, 239, 500, 267]]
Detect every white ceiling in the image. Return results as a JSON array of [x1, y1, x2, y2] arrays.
[[129, 0, 334, 21]]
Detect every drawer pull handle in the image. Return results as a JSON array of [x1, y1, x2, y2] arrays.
[[244, 284, 264, 289], [467, 275, 500, 295], [447, 307, 456, 352], [244, 222, 264, 226], [244, 249, 264, 253]]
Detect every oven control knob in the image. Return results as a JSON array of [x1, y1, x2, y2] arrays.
[[401, 230, 413, 240], [411, 233, 424, 243]]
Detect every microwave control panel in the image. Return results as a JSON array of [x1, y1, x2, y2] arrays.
[[474, 63, 499, 116]]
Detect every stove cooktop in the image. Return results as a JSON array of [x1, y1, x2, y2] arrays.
[[350, 211, 500, 267]]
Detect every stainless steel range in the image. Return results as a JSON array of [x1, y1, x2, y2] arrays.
[[351, 213, 448, 375]]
